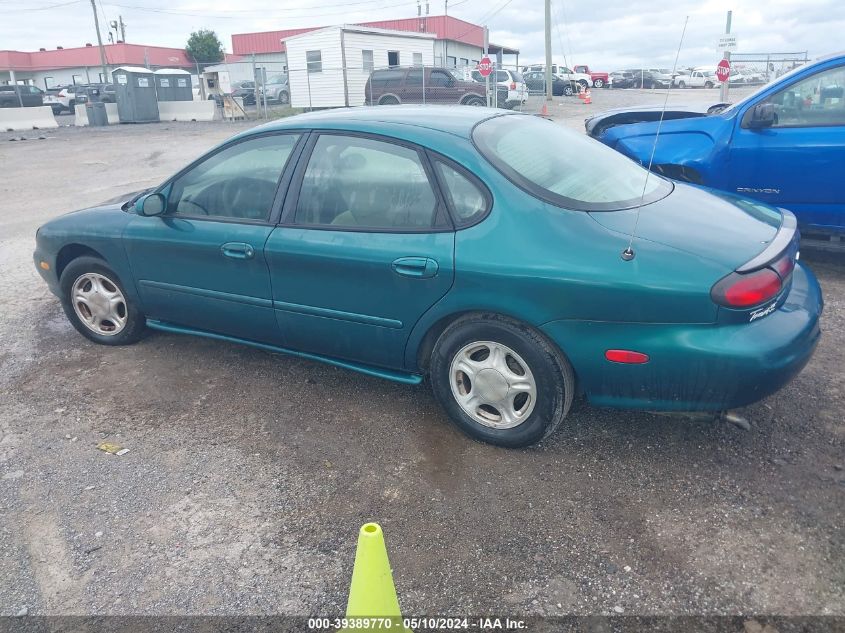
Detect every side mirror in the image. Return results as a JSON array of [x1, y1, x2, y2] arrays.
[[136, 192, 166, 216], [748, 102, 775, 129]]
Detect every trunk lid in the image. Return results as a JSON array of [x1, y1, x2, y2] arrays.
[[588, 183, 783, 271]]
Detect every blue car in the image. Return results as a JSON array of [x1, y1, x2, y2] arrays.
[[586, 52, 845, 243], [34, 107, 821, 447]]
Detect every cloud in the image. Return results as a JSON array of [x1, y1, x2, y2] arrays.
[[0, 0, 841, 72]]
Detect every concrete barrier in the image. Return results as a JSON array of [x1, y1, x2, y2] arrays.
[[157, 100, 216, 122], [74, 103, 119, 126], [0, 106, 58, 131]]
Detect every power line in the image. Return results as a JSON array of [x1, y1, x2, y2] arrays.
[[0, 0, 83, 13], [102, 0, 418, 18]]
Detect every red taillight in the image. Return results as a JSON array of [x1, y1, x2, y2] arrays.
[[771, 252, 795, 279], [711, 268, 782, 308], [605, 350, 650, 364], [510, 82, 516, 89]]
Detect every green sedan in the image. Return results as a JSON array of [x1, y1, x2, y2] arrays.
[[33, 106, 822, 447]]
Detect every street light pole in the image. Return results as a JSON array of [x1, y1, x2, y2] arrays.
[[89, 0, 109, 82]]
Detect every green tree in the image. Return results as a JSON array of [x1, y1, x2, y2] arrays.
[[185, 29, 224, 66]]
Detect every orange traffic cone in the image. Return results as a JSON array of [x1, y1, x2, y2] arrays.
[[540, 102, 548, 116], [578, 85, 585, 100], [583, 88, 592, 105]]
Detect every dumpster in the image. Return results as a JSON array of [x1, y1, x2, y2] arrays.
[[153, 69, 193, 102], [112, 66, 159, 123]]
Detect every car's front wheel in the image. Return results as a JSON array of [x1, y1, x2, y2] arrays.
[[593, 78, 605, 88], [562, 84, 574, 96], [429, 314, 575, 448], [59, 256, 146, 346]]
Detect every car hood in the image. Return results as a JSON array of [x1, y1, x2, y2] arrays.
[[585, 103, 730, 137], [588, 182, 782, 270]]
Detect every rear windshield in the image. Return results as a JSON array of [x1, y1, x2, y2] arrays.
[[473, 114, 672, 211]]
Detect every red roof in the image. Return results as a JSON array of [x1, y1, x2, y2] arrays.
[[231, 15, 482, 55], [0, 43, 192, 71]]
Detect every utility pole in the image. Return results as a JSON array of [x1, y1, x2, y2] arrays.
[[118, 15, 126, 42], [89, 0, 109, 83], [719, 9, 732, 102], [444, 0, 448, 68], [544, 0, 552, 102]]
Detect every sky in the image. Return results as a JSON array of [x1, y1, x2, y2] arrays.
[[0, 0, 843, 71]]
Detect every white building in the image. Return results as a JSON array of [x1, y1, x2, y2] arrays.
[[283, 25, 436, 108]]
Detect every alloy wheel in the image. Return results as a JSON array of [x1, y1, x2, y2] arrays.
[[71, 273, 128, 336], [449, 341, 537, 429]]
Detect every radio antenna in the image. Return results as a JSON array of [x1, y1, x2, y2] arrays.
[[622, 15, 689, 261]]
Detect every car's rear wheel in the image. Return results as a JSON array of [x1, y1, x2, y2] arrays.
[[578, 80, 589, 90], [279, 90, 289, 104], [678, 80, 686, 88], [59, 256, 145, 346], [705, 81, 714, 89], [429, 314, 575, 448], [593, 78, 605, 88], [379, 95, 400, 105], [463, 95, 485, 106], [562, 84, 574, 96]]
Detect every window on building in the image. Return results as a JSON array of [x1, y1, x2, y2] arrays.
[[387, 51, 400, 67], [72, 75, 83, 84], [362, 50, 374, 73], [413, 52, 423, 67], [43, 77, 55, 90], [447, 56, 457, 68], [99, 72, 107, 82], [306, 50, 322, 74], [460, 58, 469, 67]]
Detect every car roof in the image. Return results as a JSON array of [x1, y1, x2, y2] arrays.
[[249, 105, 517, 139]]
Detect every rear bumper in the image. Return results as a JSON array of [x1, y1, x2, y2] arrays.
[[540, 262, 823, 412]]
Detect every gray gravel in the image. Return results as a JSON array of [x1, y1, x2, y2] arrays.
[[0, 92, 842, 617]]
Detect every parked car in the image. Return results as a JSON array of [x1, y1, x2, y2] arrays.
[[261, 74, 289, 105], [674, 69, 720, 88], [522, 70, 576, 96], [34, 106, 821, 448], [573, 65, 610, 88], [470, 69, 528, 108], [231, 81, 257, 106], [625, 69, 672, 89], [45, 84, 89, 113], [0, 84, 44, 108], [609, 71, 636, 89], [586, 52, 845, 242], [365, 67, 487, 106], [521, 64, 592, 89]]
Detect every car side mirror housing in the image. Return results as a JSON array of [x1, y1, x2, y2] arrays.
[[136, 192, 166, 216], [748, 102, 775, 129]]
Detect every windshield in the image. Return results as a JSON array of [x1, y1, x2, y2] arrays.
[[473, 114, 672, 211]]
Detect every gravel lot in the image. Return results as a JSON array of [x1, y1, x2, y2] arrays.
[[1, 89, 843, 622]]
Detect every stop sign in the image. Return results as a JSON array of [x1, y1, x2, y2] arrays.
[[478, 57, 493, 78], [716, 59, 731, 82]]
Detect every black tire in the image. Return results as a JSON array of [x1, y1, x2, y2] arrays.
[[278, 90, 290, 105], [578, 80, 589, 90], [705, 81, 714, 89], [593, 78, 605, 88], [562, 84, 574, 96], [379, 95, 400, 105], [59, 256, 146, 346], [678, 81, 686, 88], [463, 95, 485, 106], [429, 313, 575, 448]]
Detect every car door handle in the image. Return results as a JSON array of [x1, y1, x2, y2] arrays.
[[221, 242, 255, 260], [391, 257, 438, 279]]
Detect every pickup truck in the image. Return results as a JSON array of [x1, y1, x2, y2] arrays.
[[674, 69, 720, 88], [574, 65, 610, 88], [585, 52, 845, 246]]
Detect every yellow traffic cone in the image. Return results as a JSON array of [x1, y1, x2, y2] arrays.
[[345, 523, 409, 631]]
